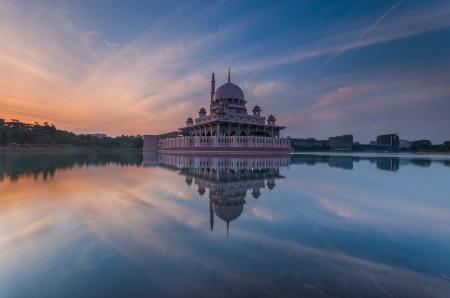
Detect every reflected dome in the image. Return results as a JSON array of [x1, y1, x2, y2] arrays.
[[213, 203, 244, 223]]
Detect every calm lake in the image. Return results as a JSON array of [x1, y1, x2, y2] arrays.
[[1, 151, 450, 298]]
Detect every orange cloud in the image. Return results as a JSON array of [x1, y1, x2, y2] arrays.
[[0, 2, 220, 136]]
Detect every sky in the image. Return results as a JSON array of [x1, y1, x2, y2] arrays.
[[0, 0, 449, 142]]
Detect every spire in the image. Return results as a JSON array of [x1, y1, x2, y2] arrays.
[[228, 67, 230, 83]]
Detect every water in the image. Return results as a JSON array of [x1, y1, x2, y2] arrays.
[[1, 151, 450, 298]]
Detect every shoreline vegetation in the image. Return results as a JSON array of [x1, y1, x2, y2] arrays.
[[1, 118, 448, 153], [292, 139, 450, 153], [0, 119, 143, 149]]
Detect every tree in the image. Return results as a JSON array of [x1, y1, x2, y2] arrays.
[[0, 119, 143, 148], [410, 140, 432, 151]]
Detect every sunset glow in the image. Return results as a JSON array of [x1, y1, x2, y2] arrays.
[[1, 1, 449, 141]]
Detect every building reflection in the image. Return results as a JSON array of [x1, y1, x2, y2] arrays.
[[140, 153, 450, 234], [148, 154, 290, 236], [376, 157, 400, 171], [290, 154, 402, 171]]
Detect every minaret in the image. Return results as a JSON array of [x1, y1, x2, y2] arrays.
[[228, 67, 230, 83], [210, 72, 215, 104], [209, 200, 214, 231]]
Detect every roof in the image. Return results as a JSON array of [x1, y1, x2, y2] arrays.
[[215, 82, 245, 101]]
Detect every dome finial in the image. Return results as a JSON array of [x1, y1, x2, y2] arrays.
[[228, 67, 230, 83]]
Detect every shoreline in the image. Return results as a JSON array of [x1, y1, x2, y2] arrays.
[[293, 150, 450, 155]]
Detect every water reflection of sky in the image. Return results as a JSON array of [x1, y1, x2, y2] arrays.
[[1, 152, 450, 297]]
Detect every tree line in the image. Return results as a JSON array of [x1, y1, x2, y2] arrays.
[[0, 119, 143, 148], [408, 140, 450, 152]]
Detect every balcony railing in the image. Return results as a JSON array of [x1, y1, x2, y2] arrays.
[[194, 114, 265, 125], [158, 136, 290, 149]]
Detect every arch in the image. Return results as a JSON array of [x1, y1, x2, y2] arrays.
[[240, 132, 247, 136], [230, 131, 236, 136], [249, 131, 270, 137]]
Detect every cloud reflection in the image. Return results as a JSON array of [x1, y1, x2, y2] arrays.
[[1, 152, 450, 297]]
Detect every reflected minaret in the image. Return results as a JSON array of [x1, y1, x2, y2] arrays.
[[210, 200, 214, 231]]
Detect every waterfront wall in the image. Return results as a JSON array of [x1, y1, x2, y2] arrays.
[[156, 136, 290, 151], [143, 135, 158, 151]]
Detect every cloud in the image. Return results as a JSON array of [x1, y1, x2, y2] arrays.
[[0, 1, 449, 139], [236, 2, 450, 74], [0, 1, 245, 135], [279, 69, 450, 141], [104, 40, 119, 47], [251, 81, 285, 97], [251, 207, 275, 221], [320, 0, 406, 69]]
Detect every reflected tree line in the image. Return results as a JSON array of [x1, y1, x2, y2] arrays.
[[0, 151, 143, 183], [0, 119, 143, 148], [1, 152, 449, 184]]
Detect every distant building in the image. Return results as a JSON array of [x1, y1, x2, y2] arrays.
[[328, 134, 353, 151], [399, 139, 411, 150], [290, 138, 329, 151], [376, 134, 400, 152]]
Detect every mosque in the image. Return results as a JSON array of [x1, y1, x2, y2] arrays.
[[144, 70, 291, 153]]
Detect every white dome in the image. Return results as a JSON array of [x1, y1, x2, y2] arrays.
[[215, 82, 244, 101]]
